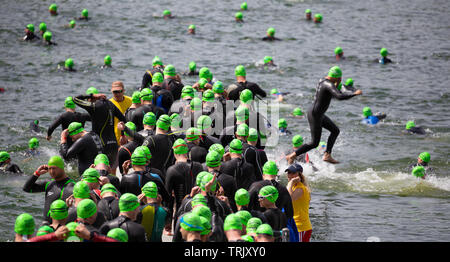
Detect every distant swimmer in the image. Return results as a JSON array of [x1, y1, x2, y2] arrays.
[[30, 120, 41, 133], [334, 46, 344, 61], [409, 152, 433, 174], [77, 9, 89, 21], [163, 10, 174, 19], [235, 12, 244, 23], [411, 165, 426, 180], [48, 4, 58, 16], [43, 31, 57, 46], [340, 78, 356, 93], [64, 20, 76, 29], [26, 137, 40, 157], [262, 27, 281, 41], [39, 23, 47, 37], [305, 9, 312, 21], [405, 121, 426, 135], [183, 61, 199, 76], [378, 48, 393, 64], [102, 55, 112, 68], [278, 119, 292, 135], [292, 108, 304, 119], [62, 58, 76, 72], [286, 66, 362, 164], [361, 107, 387, 125], [227, 65, 267, 102], [314, 14, 322, 23], [188, 24, 196, 35], [23, 24, 39, 41], [0, 151, 22, 173], [270, 88, 288, 102], [241, 2, 248, 11]]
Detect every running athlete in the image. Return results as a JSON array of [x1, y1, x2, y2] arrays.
[[262, 27, 281, 41]]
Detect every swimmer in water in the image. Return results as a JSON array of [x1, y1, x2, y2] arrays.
[[163, 10, 174, 19], [263, 56, 276, 66], [77, 9, 89, 21], [314, 14, 322, 23], [188, 24, 196, 35], [409, 152, 433, 174], [278, 118, 292, 135], [183, 61, 199, 76], [241, 2, 248, 11], [405, 120, 426, 135], [30, 120, 41, 133], [378, 48, 393, 64], [39, 23, 47, 37], [102, 55, 112, 68], [43, 31, 57, 45], [361, 107, 387, 125], [27, 137, 40, 157], [63, 58, 76, 72], [235, 12, 244, 23], [23, 24, 39, 41], [64, 20, 76, 29], [270, 88, 287, 102], [49, 4, 58, 16], [292, 108, 304, 119], [0, 151, 22, 173], [411, 165, 426, 180], [305, 9, 312, 21], [335, 46, 344, 61], [262, 27, 281, 41]]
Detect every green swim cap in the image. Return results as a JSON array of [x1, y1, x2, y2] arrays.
[[64, 96, 76, 109], [173, 138, 188, 155], [318, 141, 327, 149], [314, 13, 323, 22], [26, 24, 35, 33], [131, 148, 147, 166], [235, 188, 250, 206], [235, 65, 246, 77], [412, 165, 426, 178], [48, 155, 64, 170], [206, 150, 222, 168], [241, 2, 248, 10], [77, 199, 97, 219], [263, 160, 278, 176], [65, 58, 74, 69], [73, 181, 90, 199], [124, 121, 136, 137], [191, 193, 207, 206], [270, 88, 278, 95], [69, 20, 76, 28], [406, 121, 415, 130], [247, 128, 259, 142], [292, 135, 304, 147], [212, 81, 224, 94], [235, 106, 249, 122], [170, 113, 182, 128], [81, 9, 88, 18], [190, 97, 202, 111], [278, 118, 288, 129], [152, 72, 163, 84], [28, 137, 39, 149], [119, 193, 140, 212], [156, 114, 171, 131], [49, 4, 58, 12], [419, 152, 430, 163], [143, 112, 156, 126], [0, 151, 10, 162], [140, 88, 153, 101], [198, 78, 208, 90], [180, 212, 203, 232], [86, 87, 98, 95], [259, 185, 279, 203], [199, 67, 212, 80], [240, 89, 253, 104], [236, 123, 249, 137], [100, 183, 118, 196], [136, 146, 152, 161], [68, 122, 84, 136], [209, 143, 225, 158], [142, 181, 158, 198], [380, 48, 388, 57], [229, 138, 243, 154], [236, 210, 252, 226], [241, 235, 255, 242], [189, 24, 196, 30], [152, 56, 163, 66], [49, 199, 68, 220], [192, 205, 212, 221], [82, 168, 100, 183], [224, 214, 243, 231], [334, 46, 343, 55], [267, 27, 275, 36], [199, 216, 212, 236], [94, 153, 110, 166], [163, 64, 176, 76], [235, 12, 243, 20], [14, 213, 35, 236], [104, 55, 112, 66], [186, 127, 201, 141], [200, 172, 217, 192], [246, 217, 263, 233], [256, 224, 273, 236], [293, 107, 304, 116], [305, 9, 312, 14], [182, 85, 195, 98], [163, 10, 172, 17], [37, 225, 54, 236], [189, 61, 196, 72], [65, 222, 82, 242], [328, 66, 342, 78], [264, 56, 273, 64], [345, 78, 354, 87], [197, 115, 213, 130], [39, 22, 47, 32], [202, 89, 215, 102], [131, 91, 141, 104], [107, 228, 128, 242], [363, 107, 373, 117]]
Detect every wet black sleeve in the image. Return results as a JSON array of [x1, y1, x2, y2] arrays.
[[60, 138, 84, 161], [326, 84, 356, 100], [47, 114, 63, 137], [123, 125, 145, 145], [23, 175, 46, 193], [9, 164, 22, 174], [73, 95, 95, 114], [80, 112, 91, 124], [249, 82, 267, 98], [111, 101, 126, 122]]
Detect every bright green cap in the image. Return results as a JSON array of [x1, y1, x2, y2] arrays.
[[278, 118, 288, 128], [235, 12, 243, 20], [143, 112, 156, 126], [224, 214, 243, 231], [246, 217, 262, 233], [180, 212, 203, 232], [65, 58, 74, 69], [199, 216, 212, 236], [94, 153, 110, 166], [236, 210, 252, 226], [82, 168, 100, 183], [419, 152, 430, 163], [256, 224, 273, 236], [189, 61, 196, 72], [229, 138, 243, 154], [305, 9, 311, 14], [104, 55, 112, 66], [182, 85, 195, 98], [48, 155, 64, 170], [14, 213, 35, 236], [107, 228, 128, 242], [49, 199, 68, 220], [86, 87, 98, 95], [170, 113, 182, 128], [64, 96, 76, 109], [235, 188, 250, 206], [0, 151, 10, 162], [28, 137, 39, 149], [200, 172, 217, 192], [163, 64, 176, 76], [39, 23, 47, 32], [406, 121, 415, 130], [68, 122, 84, 136], [363, 107, 373, 117], [100, 183, 118, 196], [328, 66, 342, 78], [142, 181, 158, 198], [235, 106, 249, 122], [192, 193, 207, 206], [26, 24, 35, 33], [380, 48, 388, 57], [140, 88, 153, 101], [236, 123, 249, 137], [81, 9, 88, 18], [337, 83, 342, 91], [259, 185, 279, 203], [318, 141, 326, 149], [209, 143, 225, 158], [186, 127, 201, 141], [189, 24, 196, 30], [136, 146, 152, 161], [241, 2, 248, 10], [198, 78, 208, 90], [263, 160, 278, 176], [199, 67, 212, 80], [292, 135, 304, 147], [270, 88, 278, 95], [163, 10, 171, 16], [152, 56, 163, 66], [131, 91, 141, 104], [247, 128, 258, 142], [264, 56, 273, 64], [197, 115, 213, 130], [119, 193, 140, 212], [412, 165, 426, 178], [315, 13, 323, 21], [131, 148, 147, 166], [202, 89, 215, 102], [65, 222, 82, 242], [267, 27, 275, 36], [235, 65, 246, 77], [241, 235, 254, 242], [212, 81, 224, 94], [124, 121, 136, 137], [37, 225, 54, 236], [206, 150, 222, 168], [156, 114, 171, 131], [334, 46, 343, 55], [49, 4, 58, 12], [190, 97, 202, 111], [77, 199, 97, 219], [293, 107, 303, 116], [345, 78, 354, 87], [240, 89, 253, 104], [73, 181, 90, 199], [192, 205, 212, 221], [173, 138, 188, 155], [69, 20, 76, 28]]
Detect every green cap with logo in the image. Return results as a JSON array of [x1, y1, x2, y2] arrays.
[[68, 122, 84, 136], [49, 199, 68, 220], [137, 146, 152, 161], [224, 213, 243, 231], [263, 160, 278, 176], [292, 135, 304, 147], [14, 213, 35, 236], [191, 193, 207, 206], [107, 228, 128, 242], [119, 193, 140, 212], [180, 212, 203, 232], [77, 199, 97, 219]]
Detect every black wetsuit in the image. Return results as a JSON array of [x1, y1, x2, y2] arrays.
[[119, 170, 171, 205], [23, 33, 39, 41], [199, 135, 220, 151], [243, 144, 267, 181], [23, 176, 75, 223], [130, 104, 165, 132], [227, 81, 267, 102], [140, 67, 164, 90], [220, 157, 256, 190], [97, 196, 120, 221], [407, 126, 426, 135], [187, 142, 208, 164], [0, 162, 22, 173], [143, 133, 173, 175], [47, 111, 91, 148], [59, 132, 103, 175], [183, 71, 199, 76], [262, 36, 282, 41], [73, 96, 126, 165], [162, 78, 184, 101], [259, 208, 287, 232], [294, 79, 357, 156], [100, 215, 146, 242], [125, 107, 137, 122], [117, 140, 140, 175], [151, 85, 174, 114], [210, 169, 238, 212]]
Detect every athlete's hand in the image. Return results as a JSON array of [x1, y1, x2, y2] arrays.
[[288, 176, 301, 185], [190, 186, 201, 197], [138, 193, 147, 204], [223, 152, 231, 162], [99, 176, 110, 186], [75, 223, 91, 240], [205, 83, 212, 90], [286, 152, 297, 163], [35, 165, 49, 176], [217, 195, 230, 207], [55, 226, 69, 240], [354, 89, 362, 95], [65, 195, 75, 207], [122, 160, 131, 175], [204, 174, 217, 193], [117, 122, 125, 131], [92, 94, 107, 100], [119, 135, 127, 146]]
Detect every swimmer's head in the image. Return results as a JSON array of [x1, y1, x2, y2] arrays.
[[292, 108, 303, 116], [412, 165, 425, 178], [152, 56, 163, 67], [334, 46, 343, 57], [152, 72, 164, 84], [212, 81, 224, 94], [65, 58, 74, 69], [163, 10, 172, 18], [86, 87, 99, 95], [39, 23, 47, 33], [188, 24, 195, 34], [188, 61, 196, 72], [314, 13, 322, 23], [241, 2, 248, 11], [81, 9, 88, 18], [239, 89, 253, 104], [64, 96, 76, 109], [49, 4, 58, 15], [69, 20, 76, 28], [418, 152, 430, 163], [305, 9, 312, 19], [266, 27, 275, 37], [235, 12, 244, 22], [104, 55, 112, 66], [278, 118, 288, 129], [199, 67, 212, 81], [363, 107, 373, 118], [28, 137, 39, 150], [405, 121, 415, 130], [43, 31, 52, 42], [264, 56, 273, 65], [380, 48, 388, 57], [345, 78, 354, 87], [26, 24, 35, 33], [292, 135, 304, 147], [163, 64, 176, 76], [235, 65, 246, 77], [327, 66, 342, 80], [270, 88, 278, 95]]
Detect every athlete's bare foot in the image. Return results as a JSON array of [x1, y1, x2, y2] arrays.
[[323, 152, 340, 164]]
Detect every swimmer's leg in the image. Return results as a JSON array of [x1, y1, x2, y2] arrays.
[[321, 115, 340, 163], [294, 111, 322, 156]]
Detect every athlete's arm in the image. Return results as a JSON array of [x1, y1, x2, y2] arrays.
[[327, 83, 357, 100], [47, 114, 63, 137]]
